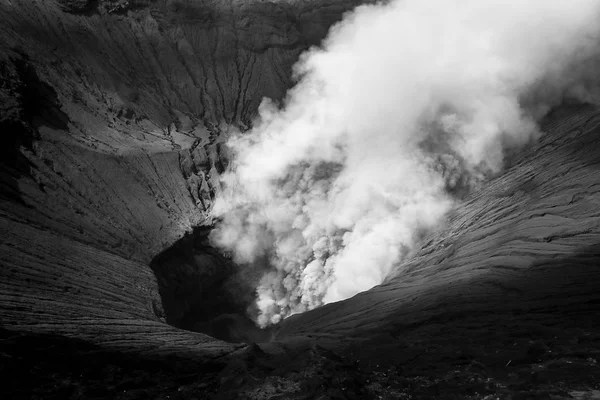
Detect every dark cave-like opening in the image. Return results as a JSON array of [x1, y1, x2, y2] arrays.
[[150, 226, 275, 343]]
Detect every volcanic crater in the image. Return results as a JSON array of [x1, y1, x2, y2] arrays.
[[2, 1, 600, 399]]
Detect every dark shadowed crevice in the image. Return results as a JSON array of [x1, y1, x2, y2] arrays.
[[0, 52, 70, 204], [150, 226, 275, 343]]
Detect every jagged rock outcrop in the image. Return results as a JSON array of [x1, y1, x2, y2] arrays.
[[1, 0, 600, 398]]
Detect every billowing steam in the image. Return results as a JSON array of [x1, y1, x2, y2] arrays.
[[211, 0, 600, 327]]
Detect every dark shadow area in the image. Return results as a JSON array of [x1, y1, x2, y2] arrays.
[[0, 327, 225, 399], [297, 242, 600, 398], [56, 0, 100, 15], [350, 240, 600, 366], [203, 241, 600, 399], [150, 226, 275, 343], [0, 51, 69, 204]]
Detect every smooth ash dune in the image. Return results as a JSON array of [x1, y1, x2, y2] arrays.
[[210, 0, 600, 327]]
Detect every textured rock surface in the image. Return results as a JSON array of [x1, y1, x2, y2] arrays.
[[0, 0, 362, 372], [1, 0, 600, 398], [0, 0, 363, 255], [0, 0, 361, 364]]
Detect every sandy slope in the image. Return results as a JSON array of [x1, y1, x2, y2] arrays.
[[1, 1, 599, 399]]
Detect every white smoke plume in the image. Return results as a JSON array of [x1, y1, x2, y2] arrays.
[[211, 0, 600, 327]]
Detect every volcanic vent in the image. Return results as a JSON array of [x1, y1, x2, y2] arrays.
[[150, 226, 275, 343]]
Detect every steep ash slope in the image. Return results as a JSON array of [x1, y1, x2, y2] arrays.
[[1, 0, 361, 256], [0, 0, 361, 350], [0, 0, 600, 399]]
